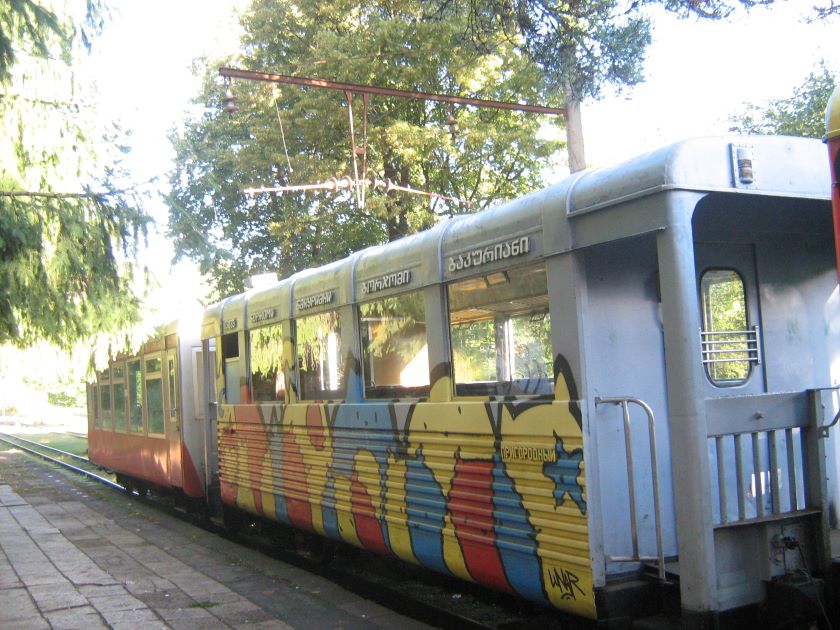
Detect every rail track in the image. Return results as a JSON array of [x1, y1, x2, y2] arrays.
[[0, 431, 570, 630]]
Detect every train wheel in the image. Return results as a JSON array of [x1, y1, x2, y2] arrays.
[[222, 505, 244, 533], [116, 474, 134, 494], [310, 537, 335, 565], [187, 497, 210, 522]]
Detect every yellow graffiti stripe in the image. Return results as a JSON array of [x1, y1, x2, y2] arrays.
[[383, 454, 418, 565], [498, 401, 594, 618]]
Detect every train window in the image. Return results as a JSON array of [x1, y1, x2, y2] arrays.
[[94, 370, 107, 429], [113, 382, 126, 431], [89, 384, 100, 429], [700, 269, 754, 385], [249, 323, 285, 402], [448, 262, 553, 397], [221, 332, 240, 404], [99, 383, 112, 430], [127, 359, 144, 433], [297, 310, 343, 400], [145, 354, 164, 435], [360, 290, 429, 398]]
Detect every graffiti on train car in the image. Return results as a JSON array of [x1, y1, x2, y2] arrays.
[[216, 354, 595, 618]]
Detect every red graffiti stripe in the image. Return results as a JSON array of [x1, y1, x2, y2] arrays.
[[449, 456, 513, 593], [350, 474, 389, 555], [280, 425, 314, 531]]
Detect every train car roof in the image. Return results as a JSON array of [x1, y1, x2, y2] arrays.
[[564, 134, 829, 216], [200, 135, 830, 337]]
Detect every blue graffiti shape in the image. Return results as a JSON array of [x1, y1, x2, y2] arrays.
[[491, 453, 548, 604], [543, 437, 586, 515]]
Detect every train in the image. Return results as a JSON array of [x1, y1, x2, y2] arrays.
[[87, 128, 840, 627]]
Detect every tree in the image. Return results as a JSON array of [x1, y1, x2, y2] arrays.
[[728, 61, 836, 139], [0, 1, 150, 349], [449, 0, 784, 172], [168, 0, 562, 297]]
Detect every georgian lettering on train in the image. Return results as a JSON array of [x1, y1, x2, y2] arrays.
[[297, 291, 335, 311], [361, 270, 412, 295], [249, 308, 277, 324], [447, 236, 530, 273]]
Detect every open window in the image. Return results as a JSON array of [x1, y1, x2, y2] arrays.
[[249, 323, 286, 402], [296, 310, 343, 400], [448, 262, 553, 397], [221, 332, 240, 404], [360, 290, 429, 399]]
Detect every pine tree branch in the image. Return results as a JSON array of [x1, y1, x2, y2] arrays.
[[0, 177, 158, 200], [0, 190, 102, 199]]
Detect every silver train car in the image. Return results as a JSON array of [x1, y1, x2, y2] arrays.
[[112, 135, 840, 627]]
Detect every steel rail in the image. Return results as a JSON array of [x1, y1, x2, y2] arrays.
[[0, 433, 123, 491], [2, 433, 90, 464]]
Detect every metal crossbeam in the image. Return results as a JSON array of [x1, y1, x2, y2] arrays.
[[219, 67, 565, 117]]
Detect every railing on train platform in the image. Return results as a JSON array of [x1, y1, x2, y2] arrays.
[[705, 387, 837, 529], [595, 396, 666, 582]]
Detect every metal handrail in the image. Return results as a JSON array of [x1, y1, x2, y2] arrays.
[[595, 396, 666, 581]]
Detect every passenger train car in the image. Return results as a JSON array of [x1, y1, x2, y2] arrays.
[[89, 134, 839, 627], [87, 321, 209, 499]]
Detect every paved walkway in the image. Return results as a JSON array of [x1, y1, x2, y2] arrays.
[[0, 449, 432, 630]]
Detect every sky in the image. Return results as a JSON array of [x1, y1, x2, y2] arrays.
[[84, 0, 839, 322]]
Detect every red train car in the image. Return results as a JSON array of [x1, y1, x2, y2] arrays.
[[87, 321, 211, 498]]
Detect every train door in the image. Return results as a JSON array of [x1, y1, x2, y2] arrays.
[[694, 242, 765, 397], [165, 347, 183, 488], [200, 339, 219, 495]]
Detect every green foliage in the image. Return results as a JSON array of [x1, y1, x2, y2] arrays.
[[0, 1, 149, 349], [0, 0, 63, 82], [47, 390, 77, 407], [461, 0, 652, 101], [167, 0, 563, 297], [728, 61, 836, 139], [449, 0, 778, 104]]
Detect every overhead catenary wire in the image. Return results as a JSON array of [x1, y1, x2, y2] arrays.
[[243, 174, 471, 208], [273, 97, 294, 175]]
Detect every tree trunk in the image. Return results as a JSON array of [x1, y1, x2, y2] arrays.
[[564, 86, 586, 173]]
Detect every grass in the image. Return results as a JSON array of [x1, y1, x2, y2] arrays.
[[24, 432, 89, 457], [0, 432, 88, 457]]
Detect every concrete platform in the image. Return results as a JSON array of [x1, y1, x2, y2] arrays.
[[0, 449, 433, 630]]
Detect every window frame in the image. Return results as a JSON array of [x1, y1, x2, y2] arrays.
[[294, 309, 345, 401], [98, 370, 112, 431], [248, 321, 286, 403], [144, 352, 165, 436], [699, 267, 756, 387], [446, 262, 554, 398], [127, 358, 144, 434], [359, 288, 430, 400], [111, 361, 127, 432], [221, 331, 240, 404]]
